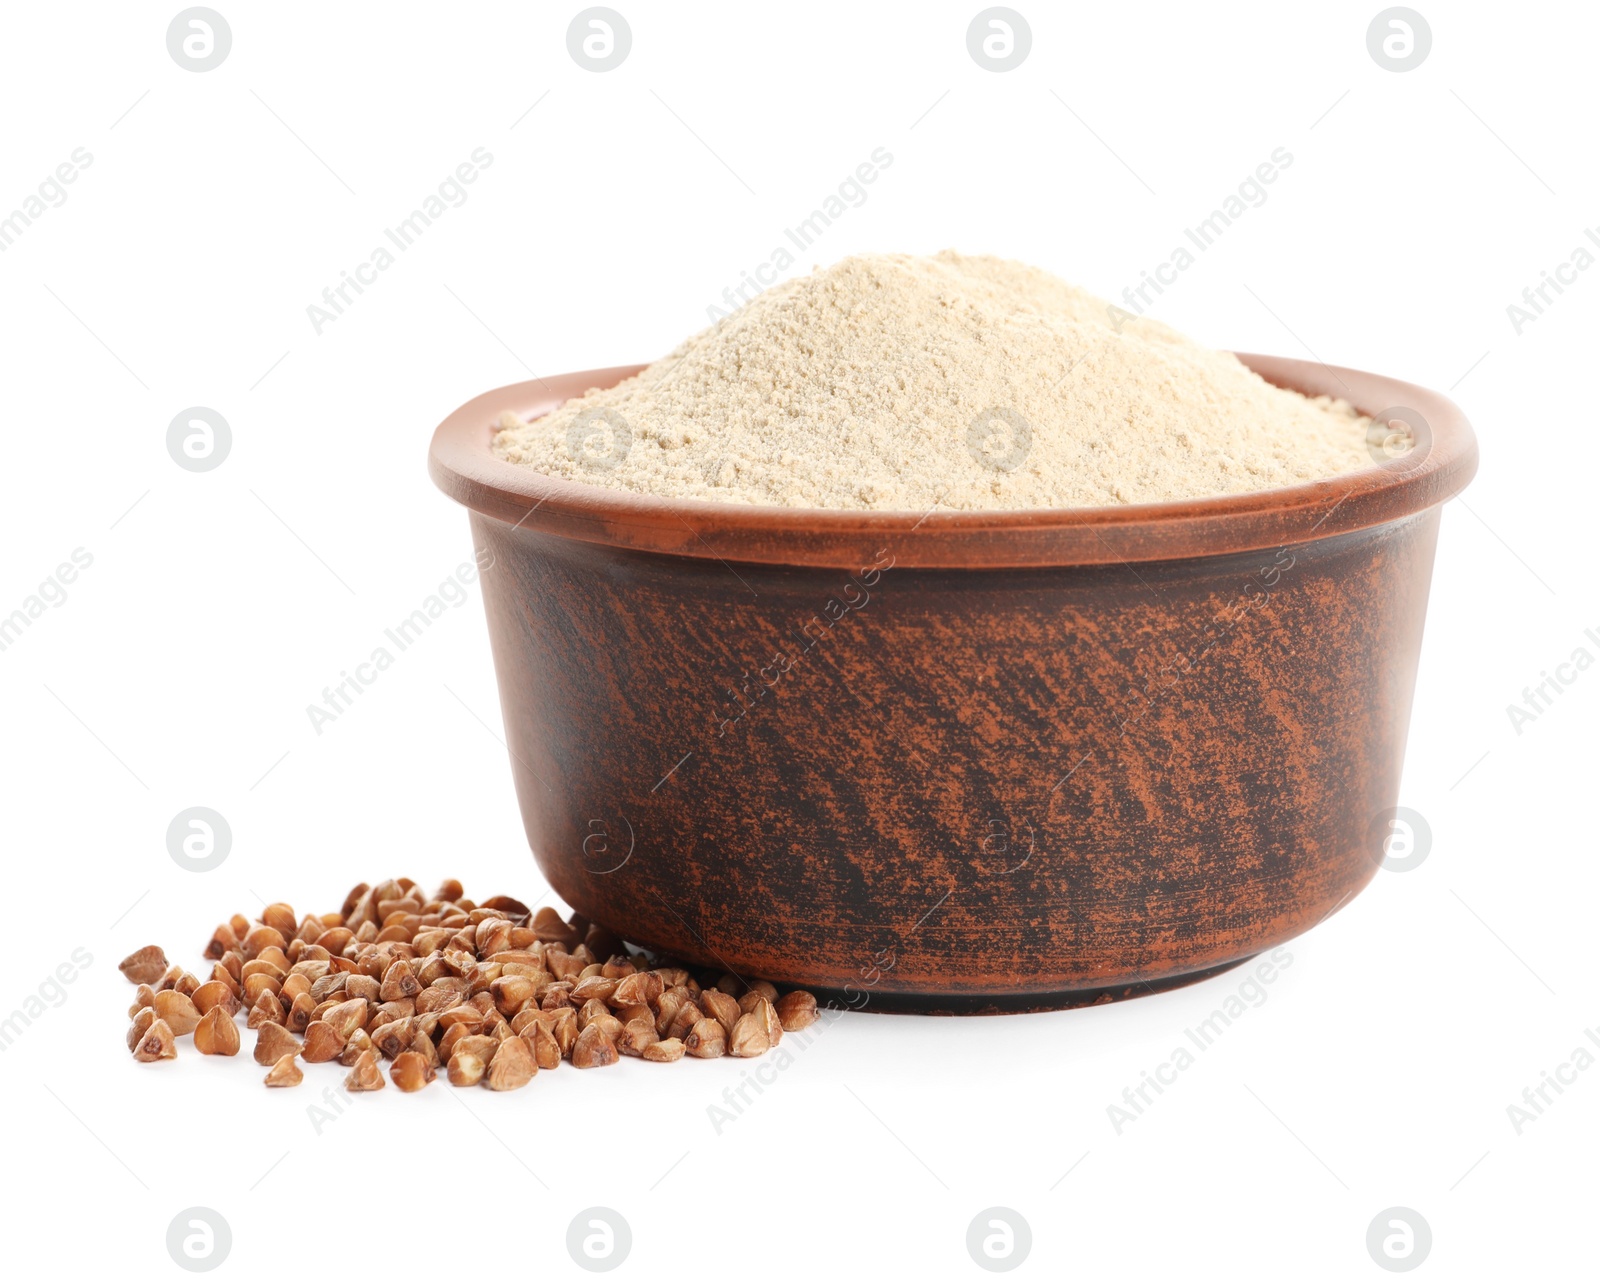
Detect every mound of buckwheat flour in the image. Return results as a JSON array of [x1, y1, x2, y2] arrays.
[[491, 250, 1375, 510]]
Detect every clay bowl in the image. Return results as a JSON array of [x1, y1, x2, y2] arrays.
[[429, 354, 1476, 1013]]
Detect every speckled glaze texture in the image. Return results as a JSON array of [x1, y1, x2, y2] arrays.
[[431, 356, 1477, 1013]]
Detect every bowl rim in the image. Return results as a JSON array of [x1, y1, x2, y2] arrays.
[[427, 353, 1478, 569]]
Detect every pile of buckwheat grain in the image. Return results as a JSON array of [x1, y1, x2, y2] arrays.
[[121, 877, 820, 1092]]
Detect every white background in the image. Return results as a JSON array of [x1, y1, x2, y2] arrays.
[[2, 1, 1594, 1275]]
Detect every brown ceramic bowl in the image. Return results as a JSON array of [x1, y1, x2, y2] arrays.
[[429, 354, 1476, 1013]]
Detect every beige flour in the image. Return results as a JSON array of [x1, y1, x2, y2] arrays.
[[491, 251, 1375, 510]]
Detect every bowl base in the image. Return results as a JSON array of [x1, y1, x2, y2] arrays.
[[811, 956, 1255, 1016]]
